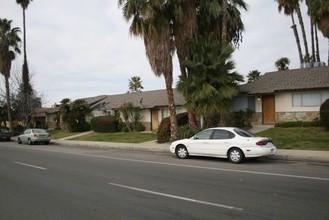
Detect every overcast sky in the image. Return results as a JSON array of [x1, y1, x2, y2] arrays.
[[1, 0, 328, 107]]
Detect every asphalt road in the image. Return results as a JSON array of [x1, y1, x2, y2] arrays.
[[1, 142, 328, 220]]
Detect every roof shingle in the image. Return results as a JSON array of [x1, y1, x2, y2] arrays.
[[239, 66, 329, 94]]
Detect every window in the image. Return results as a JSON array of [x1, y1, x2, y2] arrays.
[[212, 129, 235, 139], [292, 93, 322, 107], [194, 130, 213, 140], [323, 92, 329, 103], [162, 109, 169, 119], [234, 128, 255, 137]]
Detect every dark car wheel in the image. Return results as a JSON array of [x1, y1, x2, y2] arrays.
[[228, 148, 244, 163], [175, 145, 189, 159], [28, 139, 33, 145], [18, 138, 22, 144]]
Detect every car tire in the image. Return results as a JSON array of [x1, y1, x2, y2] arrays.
[[45, 141, 49, 145], [28, 139, 33, 145], [18, 138, 22, 144], [228, 148, 244, 163], [175, 145, 189, 159]]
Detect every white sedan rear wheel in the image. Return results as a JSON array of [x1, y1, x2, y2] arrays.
[[228, 148, 244, 163]]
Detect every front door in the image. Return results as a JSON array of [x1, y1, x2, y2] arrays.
[[151, 110, 159, 130], [262, 95, 275, 124]]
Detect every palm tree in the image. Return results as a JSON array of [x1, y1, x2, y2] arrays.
[[118, 0, 178, 141], [306, 0, 329, 64], [128, 76, 144, 92], [0, 19, 21, 132], [276, 0, 304, 65], [170, 0, 247, 130], [275, 57, 291, 71], [247, 70, 261, 83], [221, 0, 248, 47], [197, 0, 247, 48], [177, 35, 243, 127], [58, 98, 71, 129], [16, 0, 33, 114]]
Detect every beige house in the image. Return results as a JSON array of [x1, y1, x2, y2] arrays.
[[239, 66, 329, 124], [92, 89, 186, 131]]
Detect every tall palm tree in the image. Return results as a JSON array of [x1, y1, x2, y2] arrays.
[[221, 0, 248, 47], [118, 0, 178, 141], [0, 19, 21, 132], [247, 70, 261, 83], [170, 0, 198, 78], [197, 0, 247, 48], [306, 0, 329, 64], [276, 0, 304, 65], [128, 76, 144, 92], [16, 0, 33, 114], [170, 0, 247, 130], [177, 35, 243, 127], [275, 57, 290, 71]]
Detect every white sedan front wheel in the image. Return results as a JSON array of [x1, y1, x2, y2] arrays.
[[176, 145, 188, 159]]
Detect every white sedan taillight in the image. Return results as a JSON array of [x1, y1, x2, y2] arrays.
[[256, 139, 272, 146]]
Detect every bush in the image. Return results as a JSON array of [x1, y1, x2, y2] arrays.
[[177, 125, 199, 140], [320, 99, 329, 130], [225, 109, 254, 129], [14, 125, 25, 135], [69, 121, 91, 132], [275, 120, 321, 128], [134, 121, 146, 132], [90, 116, 118, 133], [157, 112, 188, 143]]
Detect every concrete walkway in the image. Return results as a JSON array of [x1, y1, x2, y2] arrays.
[[52, 131, 329, 164]]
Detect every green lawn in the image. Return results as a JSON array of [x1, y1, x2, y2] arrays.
[[71, 132, 157, 144], [48, 130, 80, 140], [49, 127, 329, 150], [256, 127, 329, 151]]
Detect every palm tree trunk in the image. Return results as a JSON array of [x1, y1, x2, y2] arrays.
[[5, 76, 13, 132], [291, 14, 304, 65], [221, 0, 228, 46], [164, 74, 178, 142], [315, 24, 321, 62], [310, 19, 315, 63], [22, 7, 32, 115], [172, 0, 198, 130], [296, 6, 310, 63]]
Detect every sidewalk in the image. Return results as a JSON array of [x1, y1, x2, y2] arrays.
[[52, 138, 329, 164]]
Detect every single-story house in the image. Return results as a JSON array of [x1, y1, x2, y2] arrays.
[[238, 66, 329, 124], [92, 89, 186, 131], [42, 95, 108, 129], [37, 66, 328, 130], [31, 107, 53, 129]]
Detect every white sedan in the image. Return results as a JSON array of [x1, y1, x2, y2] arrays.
[[169, 127, 276, 163]]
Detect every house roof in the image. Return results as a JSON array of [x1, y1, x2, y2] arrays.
[[239, 66, 329, 94], [32, 107, 53, 117], [101, 89, 185, 110]]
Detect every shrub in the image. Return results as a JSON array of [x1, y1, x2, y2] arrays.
[[275, 120, 321, 128], [70, 121, 91, 132], [157, 112, 188, 143], [225, 109, 254, 128], [90, 116, 118, 133], [14, 125, 25, 135], [177, 125, 199, 140], [320, 99, 329, 130]]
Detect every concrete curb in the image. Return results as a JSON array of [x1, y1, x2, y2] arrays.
[[51, 140, 329, 164]]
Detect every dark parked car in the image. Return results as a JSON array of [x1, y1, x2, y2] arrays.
[[18, 128, 51, 145], [0, 128, 12, 141]]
